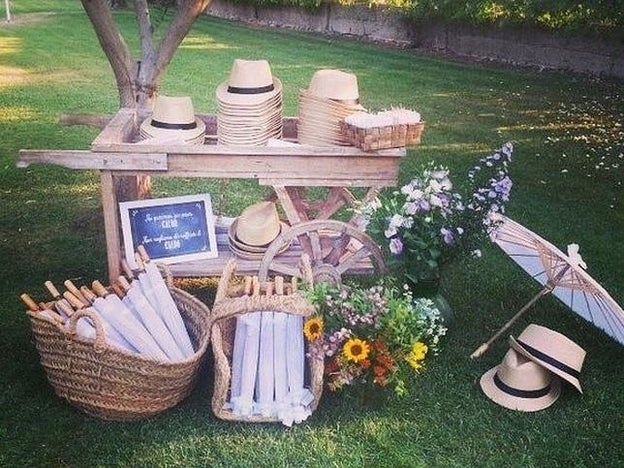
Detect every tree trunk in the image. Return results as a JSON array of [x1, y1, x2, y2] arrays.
[[79, 0, 212, 200]]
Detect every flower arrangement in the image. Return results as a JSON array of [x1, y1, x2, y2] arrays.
[[361, 142, 514, 285], [304, 280, 447, 398]]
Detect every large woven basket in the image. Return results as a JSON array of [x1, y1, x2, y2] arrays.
[[210, 258, 324, 423], [27, 286, 211, 421], [341, 120, 425, 151]]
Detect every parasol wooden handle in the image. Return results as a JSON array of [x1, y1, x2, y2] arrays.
[[63, 291, 87, 310], [44, 280, 62, 299], [20, 293, 40, 312], [64, 280, 89, 308], [110, 282, 125, 298], [120, 259, 136, 279], [91, 280, 109, 298], [137, 245, 150, 263], [56, 299, 75, 318], [80, 286, 97, 304], [117, 276, 132, 292], [134, 252, 145, 271], [470, 286, 551, 359]]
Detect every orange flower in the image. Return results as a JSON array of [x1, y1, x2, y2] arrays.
[[373, 365, 387, 377]]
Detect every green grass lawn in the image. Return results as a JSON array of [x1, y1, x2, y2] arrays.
[[1, 1, 623, 466]]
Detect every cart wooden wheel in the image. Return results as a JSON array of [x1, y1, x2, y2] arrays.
[[258, 219, 386, 285]]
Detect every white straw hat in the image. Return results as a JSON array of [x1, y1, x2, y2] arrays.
[[216, 59, 283, 146], [216, 59, 282, 107], [139, 95, 206, 144], [509, 324, 586, 393], [480, 348, 561, 412], [298, 69, 364, 146], [234, 201, 282, 247], [306, 69, 360, 102]]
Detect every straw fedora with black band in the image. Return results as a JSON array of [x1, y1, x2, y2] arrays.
[[480, 347, 561, 412], [509, 323, 586, 393], [139, 95, 206, 144], [216, 59, 282, 108]]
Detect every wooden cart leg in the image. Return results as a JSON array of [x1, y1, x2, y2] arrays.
[[101, 170, 122, 283]]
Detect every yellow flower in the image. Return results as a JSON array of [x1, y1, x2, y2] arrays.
[[411, 342, 428, 361], [343, 338, 370, 363], [406, 355, 424, 371], [406, 342, 428, 371], [303, 317, 324, 341]]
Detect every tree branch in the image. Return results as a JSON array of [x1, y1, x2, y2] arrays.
[[153, 0, 212, 82], [134, 0, 157, 96], [79, 0, 135, 108]]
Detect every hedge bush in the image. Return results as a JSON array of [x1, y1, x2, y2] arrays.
[[217, 0, 624, 36]]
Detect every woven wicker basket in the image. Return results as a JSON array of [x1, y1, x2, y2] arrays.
[[341, 120, 425, 151], [210, 258, 324, 423], [27, 286, 211, 421]]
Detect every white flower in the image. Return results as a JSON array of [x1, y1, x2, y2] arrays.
[[389, 214, 404, 229], [404, 201, 418, 215], [429, 194, 443, 207], [384, 227, 397, 238]]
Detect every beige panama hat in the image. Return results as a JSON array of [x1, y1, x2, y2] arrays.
[[139, 95, 206, 144], [226, 202, 290, 259], [234, 201, 282, 247], [216, 59, 283, 146], [216, 59, 282, 107], [509, 324, 586, 393], [306, 69, 361, 102], [298, 69, 365, 146], [480, 348, 561, 412]]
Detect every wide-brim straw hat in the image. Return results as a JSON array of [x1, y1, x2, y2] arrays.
[[297, 69, 365, 146], [216, 59, 282, 107], [233, 201, 282, 247], [480, 348, 561, 412], [216, 59, 283, 146], [306, 69, 361, 102], [139, 95, 206, 144], [227, 220, 291, 260], [509, 324, 586, 393]]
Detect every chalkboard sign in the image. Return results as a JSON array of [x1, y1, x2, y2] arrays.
[[119, 194, 218, 268]]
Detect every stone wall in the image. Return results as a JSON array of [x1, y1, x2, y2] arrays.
[[206, 0, 624, 79]]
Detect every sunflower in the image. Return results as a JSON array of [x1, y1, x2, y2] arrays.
[[343, 338, 370, 363], [303, 317, 324, 341]]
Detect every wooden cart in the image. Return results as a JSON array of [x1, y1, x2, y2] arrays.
[[18, 108, 406, 284]]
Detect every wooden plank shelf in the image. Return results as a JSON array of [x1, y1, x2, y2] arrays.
[[17, 108, 406, 283]]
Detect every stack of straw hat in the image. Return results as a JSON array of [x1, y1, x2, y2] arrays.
[[297, 69, 365, 146], [216, 59, 283, 146], [228, 201, 290, 260], [479, 324, 586, 412], [139, 95, 206, 145]]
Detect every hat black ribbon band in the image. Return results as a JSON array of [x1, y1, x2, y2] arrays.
[[227, 84, 275, 95], [517, 339, 581, 380], [150, 119, 198, 130], [493, 373, 551, 399]]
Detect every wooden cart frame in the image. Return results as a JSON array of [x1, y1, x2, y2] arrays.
[[18, 108, 406, 284]]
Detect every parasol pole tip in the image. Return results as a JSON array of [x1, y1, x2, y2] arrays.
[[137, 245, 150, 263], [470, 343, 490, 359]]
